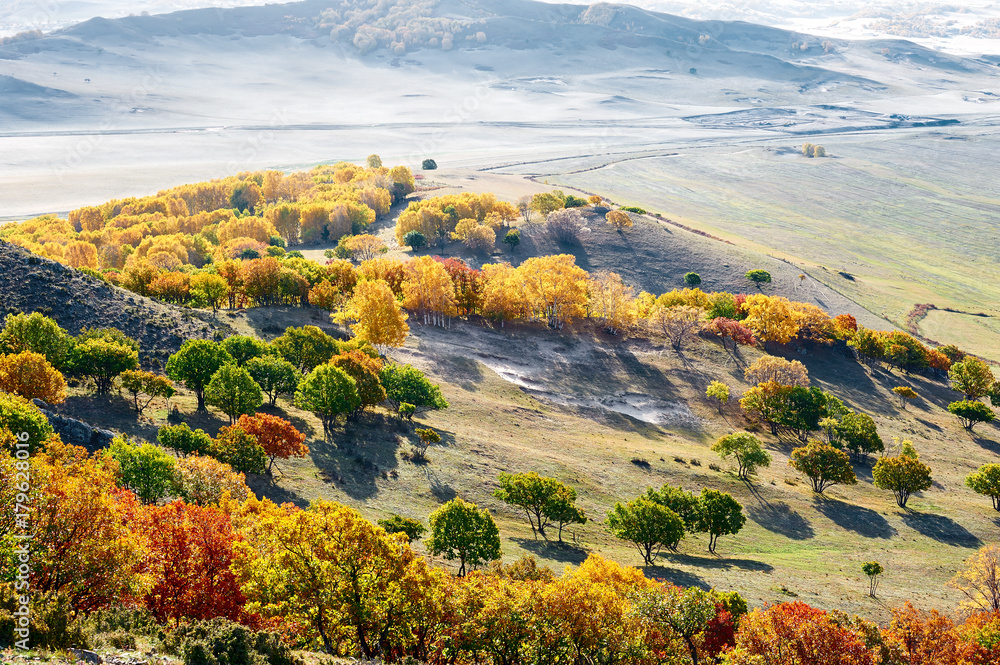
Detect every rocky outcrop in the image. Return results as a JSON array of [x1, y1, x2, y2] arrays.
[[32, 398, 115, 450]]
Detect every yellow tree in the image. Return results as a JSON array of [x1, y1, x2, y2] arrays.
[[402, 256, 457, 326], [516, 255, 589, 329], [950, 544, 1000, 613], [742, 294, 801, 348], [588, 271, 637, 335], [265, 204, 302, 245], [649, 305, 703, 352], [788, 301, 835, 343], [335, 279, 409, 354], [480, 262, 530, 326], [0, 351, 67, 403], [605, 210, 633, 231], [744, 356, 810, 387], [344, 234, 387, 262]]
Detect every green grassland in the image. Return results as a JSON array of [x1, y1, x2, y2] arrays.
[[509, 130, 1000, 361]]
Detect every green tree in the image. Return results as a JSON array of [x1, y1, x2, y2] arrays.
[[377, 515, 427, 543], [606, 497, 684, 565], [789, 441, 857, 493], [403, 230, 426, 251], [426, 498, 501, 576], [872, 443, 932, 508], [421, 159, 437, 170], [711, 432, 771, 480], [272, 325, 339, 372], [949, 357, 995, 400], [502, 229, 520, 252], [294, 364, 360, 439], [836, 411, 884, 462], [696, 488, 746, 553], [776, 386, 829, 442], [493, 472, 584, 541], [0, 392, 53, 452], [632, 586, 718, 665], [220, 335, 273, 366], [68, 338, 139, 394], [644, 484, 701, 539], [366, 154, 382, 169], [545, 485, 587, 543], [684, 272, 702, 287], [966, 464, 1000, 511], [156, 422, 214, 457], [165, 340, 235, 411], [379, 363, 448, 417], [106, 436, 176, 505], [706, 381, 730, 413], [204, 364, 264, 424], [213, 425, 267, 475], [862, 561, 883, 598], [245, 355, 300, 406], [745, 269, 771, 287], [0, 311, 73, 368], [949, 400, 996, 431]]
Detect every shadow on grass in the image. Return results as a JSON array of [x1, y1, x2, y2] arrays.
[[250, 475, 309, 508], [642, 565, 710, 589], [513, 537, 589, 564], [813, 496, 896, 539], [900, 511, 981, 548], [668, 552, 775, 574], [747, 501, 815, 540]]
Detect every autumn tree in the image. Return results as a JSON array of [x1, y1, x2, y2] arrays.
[[294, 363, 360, 438], [0, 311, 73, 368], [872, 442, 932, 508], [531, 191, 566, 218], [950, 544, 1000, 613], [410, 426, 440, 462], [232, 498, 439, 657], [607, 496, 685, 565], [426, 498, 502, 575], [68, 337, 140, 394], [545, 208, 583, 243], [704, 317, 756, 354], [949, 356, 995, 400], [235, 412, 308, 473], [712, 432, 771, 480], [245, 355, 299, 405], [893, 386, 919, 409], [344, 234, 387, 261], [204, 364, 264, 424], [190, 273, 228, 312], [789, 441, 857, 493], [588, 271, 637, 334], [119, 369, 174, 415], [272, 325, 339, 372], [706, 381, 730, 413], [171, 454, 251, 505], [948, 400, 995, 431], [335, 279, 409, 354], [605, 210, 633, 231], [402, 255, 457, 326], [140, 500, 248, 624], [742, 294, 801, 348], [648, 305, 702, 353], [157, 422, 214, 457], [166, 340, 235, 411], [212, 424, 267, 475], [697, 488, 746, 553], [966, 464, 1000, 511], [744, 355, 810, 387], [0, 351, 67, 403]]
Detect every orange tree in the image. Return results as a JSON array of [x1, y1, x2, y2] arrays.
[[0, 351, 67, 403], [234, 413, 308, 473]]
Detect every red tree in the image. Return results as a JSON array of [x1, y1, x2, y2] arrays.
[[235, 412, 308, 472]]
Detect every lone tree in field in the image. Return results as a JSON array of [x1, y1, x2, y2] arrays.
[[745, 269, 772, 289], [606, 497, 684, 565], [966, 464, 1000, 511], [706, 381, 730, 413], [205, 364, 263, 424], [119, 369, 175, 415], [166, 340, 235, 411], [503, 229, 520, 252], [712, 432, 771, 480], [493, 472, 585, 541], [892, 386, 919, 409], [950, 544, 1000, 613], [872, 441, 932, 508], [426, 498, 501, 576], [605, 210, 633, 231], [948, 400, 996, 431], [411, 427, 440, 462], [684, 272, 702, 287], [949, 356, 995, 400], [696, 488, 746, 553], [789, 441, 857, 493], [862, 561, 883, 598]]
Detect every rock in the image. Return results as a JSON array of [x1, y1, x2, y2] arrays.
[[68, 649, 102, 664], [31, 398, 51, 410]]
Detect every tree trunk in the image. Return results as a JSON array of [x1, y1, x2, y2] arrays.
[[196, 390, 206, 411]]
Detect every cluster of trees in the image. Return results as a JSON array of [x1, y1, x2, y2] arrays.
[[0, 160, 415, 271], [3, 419, 999, 662]]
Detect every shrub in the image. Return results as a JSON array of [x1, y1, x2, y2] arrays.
[[377, 514, 426, 543], [0, 391, 54, 452], [172, 454, 251, 505], [161, 618, 298, 665], [745, 269, 772, 286], [620, 206, 646, 214], [563, 194, 588, 208], [422, 158, 438, 170]]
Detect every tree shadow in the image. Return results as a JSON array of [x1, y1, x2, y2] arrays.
[[513, 537, 590, 564], [900, 511, 982, 548], [668, 552, 775, 574], [249, 475, 309, 508], [642, 564, 710, 589], [307, 420, 402, 500], [813, 497, 896, 539], [747, 501, 815, 540], [423, 467, 458, 503], [915, 418, 942, 432]]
